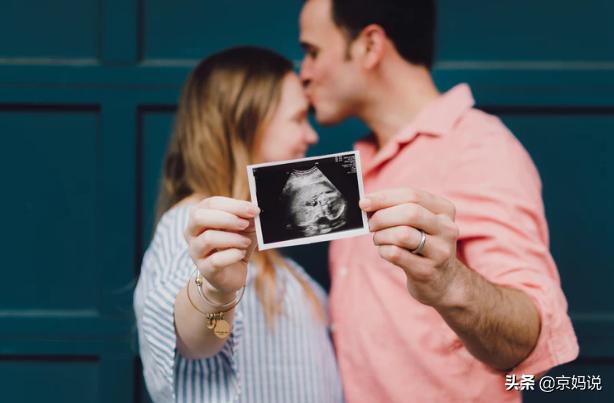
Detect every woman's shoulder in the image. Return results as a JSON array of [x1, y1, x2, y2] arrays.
[[145, 203, 193, 263], [160, 202, 192, 226], [157, 204, 192, 237], [153, 195, 204, 243]]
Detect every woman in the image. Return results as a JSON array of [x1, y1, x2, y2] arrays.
[[134, 46, 343, 403]]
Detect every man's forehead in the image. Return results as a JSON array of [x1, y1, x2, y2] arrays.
[[300, 0, 334, 34]]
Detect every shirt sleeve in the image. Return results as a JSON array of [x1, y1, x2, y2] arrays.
[[444, 115, 579, 376], [133, 211, 243, 402]]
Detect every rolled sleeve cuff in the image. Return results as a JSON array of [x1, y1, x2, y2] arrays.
[[493, 274, 579, 377]]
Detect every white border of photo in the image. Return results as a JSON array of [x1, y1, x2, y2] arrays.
[[246, 150, 370, 251]]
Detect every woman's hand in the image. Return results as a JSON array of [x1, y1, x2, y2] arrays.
[[185, 196, 260, 302]]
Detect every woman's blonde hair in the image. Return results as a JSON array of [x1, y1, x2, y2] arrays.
[[157, 46, 323, 327]]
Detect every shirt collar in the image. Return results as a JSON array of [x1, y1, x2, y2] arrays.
[[356, 83, 475, 173], [393, 83, 475, 143]]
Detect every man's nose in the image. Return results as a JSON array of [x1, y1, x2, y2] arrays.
[[299, 59, 312, 87]]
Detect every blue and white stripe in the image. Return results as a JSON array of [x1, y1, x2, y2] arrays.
[[134, 205, 344, 403]]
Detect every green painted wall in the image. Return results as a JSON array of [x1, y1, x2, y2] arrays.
[[0, 1, 612, 402]]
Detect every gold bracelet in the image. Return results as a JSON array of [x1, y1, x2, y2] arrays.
[[185, 278, 211, 316], [193, 270, 245, 312], [186, 270, 246, 339]]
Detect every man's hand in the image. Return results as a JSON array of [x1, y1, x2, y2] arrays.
[[360, 187, 462, 308], [360, 187, 541, 370]]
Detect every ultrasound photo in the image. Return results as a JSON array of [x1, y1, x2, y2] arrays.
[[247, 151, 369, 250]]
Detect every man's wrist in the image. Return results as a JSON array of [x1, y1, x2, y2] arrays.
[[433, 259, 473, 313]]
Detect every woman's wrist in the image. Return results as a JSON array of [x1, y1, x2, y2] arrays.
[[185, 276, 237, 315], [198, 276, 238, 306]]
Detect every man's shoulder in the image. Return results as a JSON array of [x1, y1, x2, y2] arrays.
[[451, 107, 527, 153], [456, 107, 509, 137], [447, 107, 541, 189]]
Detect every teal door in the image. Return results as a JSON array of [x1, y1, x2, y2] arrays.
[[1, 1, 612, 402]]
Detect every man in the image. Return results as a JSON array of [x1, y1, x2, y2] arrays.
[[298, 0, 579, 401]]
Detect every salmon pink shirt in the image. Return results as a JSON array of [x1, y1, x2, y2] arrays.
[[329, 84, 579, 402]]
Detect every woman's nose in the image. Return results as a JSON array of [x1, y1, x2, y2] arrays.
[[305, 126, 319, 145]]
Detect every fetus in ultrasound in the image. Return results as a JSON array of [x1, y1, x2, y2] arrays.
[[281, 165, 347, 237]]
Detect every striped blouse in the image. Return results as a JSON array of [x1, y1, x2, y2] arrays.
[[134, 204, 344, 403]]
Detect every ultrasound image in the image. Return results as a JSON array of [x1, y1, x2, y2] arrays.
[[281, 165, 348, 236], [250, 152, 366, 246]]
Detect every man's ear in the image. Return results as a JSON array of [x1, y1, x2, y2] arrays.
[[354, 24, 387, 69]]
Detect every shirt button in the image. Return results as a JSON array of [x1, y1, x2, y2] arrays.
[[330, 323, 336, 332], [339, 266, 348, 277]]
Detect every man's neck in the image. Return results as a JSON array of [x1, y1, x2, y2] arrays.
[[359, 65, 440, 149]]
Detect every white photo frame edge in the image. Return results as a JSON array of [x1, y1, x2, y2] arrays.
[[246, 150, 370, 251]]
